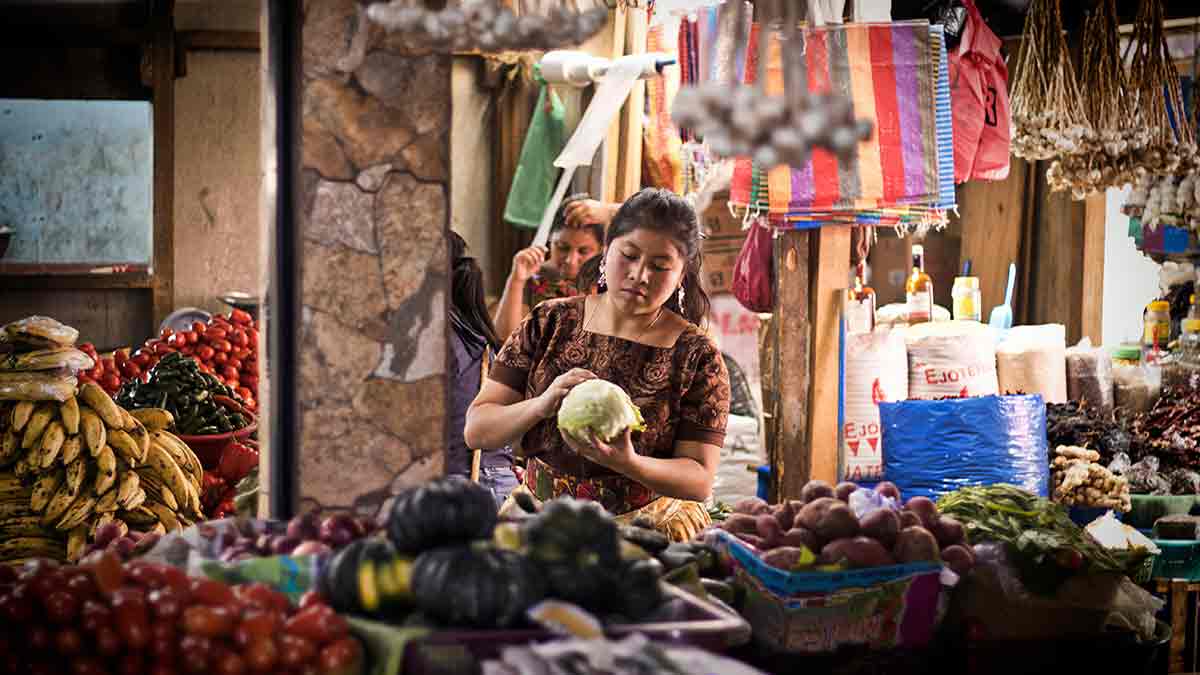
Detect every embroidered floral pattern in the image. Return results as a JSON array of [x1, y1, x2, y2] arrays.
[[491, 296, 731, 511]]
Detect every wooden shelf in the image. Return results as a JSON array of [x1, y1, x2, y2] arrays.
[[0, 263, 153, 290]]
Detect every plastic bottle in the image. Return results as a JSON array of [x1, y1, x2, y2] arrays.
[[906, 245, 934, 324], [1142, 300, 1171, 364], [952, 277, 982, 322]]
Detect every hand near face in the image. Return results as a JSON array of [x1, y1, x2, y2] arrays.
[[563, 427, 636, 473], [564, 199, 616, 228], [510, 246, 547, 283]]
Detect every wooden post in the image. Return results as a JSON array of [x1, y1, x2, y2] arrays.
[[601, 5, 628, 204], [770, 231, 810, 501], [807, 226, 850, 486], [150, 0, 176, 329], [1080, 193, 1107, 344], [616, 7, 648, 201]]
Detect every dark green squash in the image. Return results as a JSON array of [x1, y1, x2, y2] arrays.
[[612, 558, 663, 620], [520, 498, 621, 607], [357, 538, 413, 620], [387, 476, 498, 554], [320, 539, 369, 614], [411, 544, 546, 628]]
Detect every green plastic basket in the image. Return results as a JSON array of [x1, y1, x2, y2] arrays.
[[1126, 495, 1200, 531], [1151, 540, 1200, 581]]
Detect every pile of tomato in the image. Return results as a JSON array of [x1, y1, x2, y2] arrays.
[[0, 555, 362, 675]]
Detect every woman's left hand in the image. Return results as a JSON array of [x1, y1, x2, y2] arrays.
[[564, 428, 637, 473]]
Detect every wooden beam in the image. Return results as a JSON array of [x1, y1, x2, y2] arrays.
[[0, 26, 148, 48], [0, 274, 155, 291], [807, 226, 850, 486], [601, 5, 628, 204], [771, 231, 810, 501], [178, 30, 261, 52], [957, 159, 1030, 316], [0, 46, 150, 100], [1080, 193, 1107, 345], [616, 7, 648, 201], [150, 0, 176, 329]]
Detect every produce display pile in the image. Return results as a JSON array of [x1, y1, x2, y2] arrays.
[[713, 479, 976, 577], [1050, 445, 1130, 511], [1049, 392, 1200, 495], [116, 352, 252, 436], [198, 511, 379, 562], [200, 439, 259, 520], [0, 389, 206, 563], [0, 554, 363, 674], [938, 484, 1151, 594], [100, 311, 259, 411], [316, 477, 688, 629], [0, 317, 92, 402]]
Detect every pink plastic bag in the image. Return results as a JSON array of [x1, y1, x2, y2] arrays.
[[950, 0, 1010, 183], [732, 219, 774, 313]]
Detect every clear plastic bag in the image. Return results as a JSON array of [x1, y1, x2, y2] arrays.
[[0, 348, 94, 374], [1126, 456, 1171, 495], [1169, 469, 1200, 495], [1065, 338, 1114, 416], [0, 371, 78, 402], [1113, 364, 1160, 414], [1, 316, 78, 349]]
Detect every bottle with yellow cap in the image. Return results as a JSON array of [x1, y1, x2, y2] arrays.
[[1190, 293, 1199, 321], [952, 276, 981, 322], [1165, 318, 1200, 391], [1142, 300, 1171, 364]]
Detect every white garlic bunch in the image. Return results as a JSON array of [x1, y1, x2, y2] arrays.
[[366, 1, 607, 52]]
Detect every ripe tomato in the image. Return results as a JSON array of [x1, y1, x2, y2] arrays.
[[205, 328, 228, 341], [188, 578, 236, 607], [278, 634, 316, 669], [234, 583, 289, 614], [222, 366, 240, 382], [230, 309, 253, 326], [180, 345, 195, 356], [121, 361, 142, 378], [114, 350, 128, 365], [197, 345, 216, 361], [87, 365, 104, 380], [243, 636, 278, 672], [227, 358, 243, 372], [132, 353, 151, 368], [160, 327, 175, 340], [231, 330, 248, 347], [242, 374, 258, 390], [284, 605, 348, 644], [236, 387, 253, 401], [317, 637, 362, 675], [182, 605, 237, 638], [154, 342, 175, 356], [55, 626, 84, 655], [193, 321, 208, 333], [43, 590, 80, 623], [234, 609, 280, 648], [214, 339, 233, 353], [101, 357, 117, 373], [102, 373, 123, 392], [231, 347, 251, 362], [214, 352, 229, 365]]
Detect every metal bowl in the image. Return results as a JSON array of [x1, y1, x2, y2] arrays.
[[218, 291, 260, 320], [160, 307, 213, 335]]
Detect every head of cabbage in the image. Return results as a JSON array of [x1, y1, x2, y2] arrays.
[[557, 379, 645, 444]]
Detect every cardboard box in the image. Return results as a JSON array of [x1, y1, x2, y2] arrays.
[[700, 198, 748, 296]]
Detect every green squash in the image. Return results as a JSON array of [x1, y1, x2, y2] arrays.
[[411, 544, 546, 628], [387, 476, 498, 554], [520, 498, 621, 608], [613, 558, 663, 620], [320, 539, 369, 614], [357, 538, 413, 620]]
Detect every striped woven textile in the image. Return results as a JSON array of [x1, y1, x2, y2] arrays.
[[729, 20, 954, 230]]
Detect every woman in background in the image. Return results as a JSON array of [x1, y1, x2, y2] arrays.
[[493, 194, 605, 341], [448, 232, 518, 504]]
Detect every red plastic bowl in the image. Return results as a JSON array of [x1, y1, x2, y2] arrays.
[[178, 418, 257, 470]]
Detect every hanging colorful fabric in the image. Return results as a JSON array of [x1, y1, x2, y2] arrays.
[[643, 15, 684, 192], [949, 0, 1011, 182], [732, 217, 775, 313]]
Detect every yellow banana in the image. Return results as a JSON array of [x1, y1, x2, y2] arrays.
[[60, 435, 82, 466], [138, 475, 178, 511], [0, 515, 51, 539], [131, 408, 174, 432], [13, 452, 35, 484], [149, 521, 167, 536], [121, 506, 158, 528], [95, 488, 120, 514], [122, 489, 146, 511], [94, 446, 117, 496], [21, 404, 53, 450], [57, 493, 98, 531], [119, 407, 137, 431], [153, 432, 202, 488], [79, 383, 123, 429], [107, 430, 141, 466], [67, 525, 88, 562], [0, 430, 21, 468], [30, 468, 64, 513], [144, 443, 191, 511], [146, 501, 180, 532], [11, 402, 35, 432], [79, 407, 106, 457], [36, 421, 65, 469], [64, 457, 86, 496], [40, 474, 86, 528], [116, 471, 140, 508], [59, 397, 80, 436], [0, 537, 66, 564], [127, 422, 150, 463]]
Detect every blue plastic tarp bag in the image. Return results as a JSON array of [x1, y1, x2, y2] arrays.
[[879, 394, 1048, 500]]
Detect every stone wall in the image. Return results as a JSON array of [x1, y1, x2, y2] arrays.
[[297, 0, 449, 517]]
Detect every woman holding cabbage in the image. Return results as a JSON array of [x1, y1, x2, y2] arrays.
[[466, 188, 730, 541]]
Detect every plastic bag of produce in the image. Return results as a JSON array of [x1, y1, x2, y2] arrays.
[[996, 325, 1067, 403], [1169, 469, 1200, 495], [842, 328, 908, 482], [905, 320, 999, 399], [879, 394, 1048, 500], [0, 347, 94, 374], [0, 371, 78, 402], [0, 315, 78, 349], [1125, 456, 1171, 496], [1065, 338, 1114, 416]]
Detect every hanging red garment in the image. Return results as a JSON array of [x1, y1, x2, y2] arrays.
[[732, 218, 774, 313], [950, 0, 1011, 183]]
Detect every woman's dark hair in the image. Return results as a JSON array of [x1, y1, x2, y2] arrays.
[[449, 231, 501, 352], [602, 188, 711, 326], [577, 255, 602, 294], [550, 193, 605, 247]]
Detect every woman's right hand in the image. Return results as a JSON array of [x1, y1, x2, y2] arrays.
[[509, 246, 546, 284], [535, 368, 596, 419]]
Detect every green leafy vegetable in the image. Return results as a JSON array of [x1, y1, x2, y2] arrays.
[[557, 379, 645, 443]]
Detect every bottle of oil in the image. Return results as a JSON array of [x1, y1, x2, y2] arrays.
[[906, 244, 934, 324], [845, 262, 876, 333]]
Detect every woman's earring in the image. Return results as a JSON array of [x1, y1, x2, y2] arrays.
[[677, 285, 685, 308], [598, 262, 607, 290]]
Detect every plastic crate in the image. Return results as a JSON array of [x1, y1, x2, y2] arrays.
[[1152, 540, 1200, 580]]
